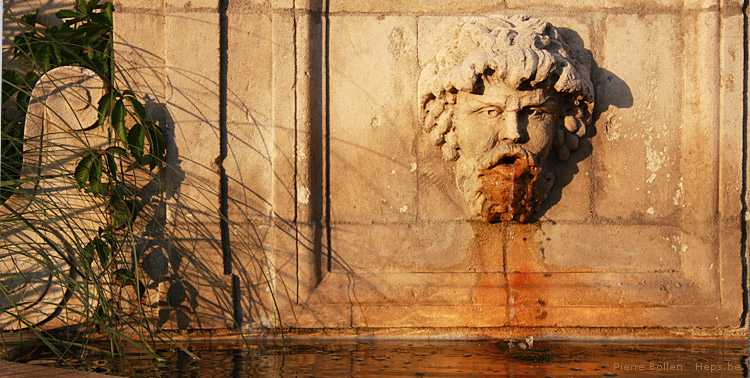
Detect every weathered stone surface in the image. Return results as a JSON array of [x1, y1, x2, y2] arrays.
[[159, 224, 234, 329], [164, 12, 220, 224], [329, 15, 419, 223], [307, 272, 508, 305], [416, 131, 470, 221], [511, 306, 736, 328], [508, 272, 713, 308], [330, 222, 475, 273], [103, 2, 746, 334], [717, 8, 745, 313], [506, 0, 682, 8], [114, 11, 166, 118], [165, 0, 218, 10], [226, 12, 274, 222], [593, 13, 682, 220], [330, 0, 506, 13], [351, 304, 509, 328], [506, 223, 683, 273], [113, 0, 162, 9]]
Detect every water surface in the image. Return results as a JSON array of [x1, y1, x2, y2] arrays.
[[26, 339, 748, 377]]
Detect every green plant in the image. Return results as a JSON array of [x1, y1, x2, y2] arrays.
[[1, 0, 188, 371], [2, 1, 289, 374]]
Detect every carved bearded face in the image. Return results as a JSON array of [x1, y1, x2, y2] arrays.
[[418, 16, 595, 223], [453, 77, 557, 222]]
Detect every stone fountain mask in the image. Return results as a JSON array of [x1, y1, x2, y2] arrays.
[[418, 15, 595, 222]]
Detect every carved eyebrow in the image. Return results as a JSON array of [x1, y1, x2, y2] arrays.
[[462, 93, 503, 110], [525, 97, 558, 110]]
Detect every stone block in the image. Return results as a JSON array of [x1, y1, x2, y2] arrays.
[[227, 0, 270, 11], [512, 306, 734, 328], [328, 15, 418, 223], [683, 0, 721, 8], [416, 131, 470, 221], [329, 222, 476, 273], [676, 229, 721, 299], [506, 223, 683, 273], [159, 224, 235, 329], [165, 12, 220, 125], [716, 8, 745, 318], [271, 0, 293, 9], [680, 12, 721, 225], [718, 11, 744, 223], [351, 305, 508, 328], [165, 0, 218, 10], [164, 12, 220, 226], [539, 143, 593, 221], [226, 13, 274, 222], [592, 13, 682, 220], [165, 119, 221, 221], [114, 12, 166, 117], [114, 0, 163, 9], [508, 272, 713, 308], [306, 272, 508, 305], [329, 0, 505, 13], [506, 0, 681, 9], [271, 11, 298, 222]]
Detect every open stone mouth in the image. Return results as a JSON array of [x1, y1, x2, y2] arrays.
[[481, 152, 530, 176], [495, 155, 519, 166]]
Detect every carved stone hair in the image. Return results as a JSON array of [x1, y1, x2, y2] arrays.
[[418, 15, 594, 162]]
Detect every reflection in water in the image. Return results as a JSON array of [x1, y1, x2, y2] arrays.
[[27, 339, 748, 377]]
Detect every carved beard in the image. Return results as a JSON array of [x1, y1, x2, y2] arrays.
[[456, 145, 554, 223]]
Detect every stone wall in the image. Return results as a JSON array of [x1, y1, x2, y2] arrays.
[[111, 0, 748, 336]]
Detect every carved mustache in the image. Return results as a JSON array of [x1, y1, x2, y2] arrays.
[[476, 144, 540, 171]]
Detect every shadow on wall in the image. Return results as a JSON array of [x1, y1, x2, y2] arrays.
[[537, 27, 633, 218]]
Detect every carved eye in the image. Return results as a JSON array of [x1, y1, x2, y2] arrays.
[[484, 108, 500, 118], [525, 107, 550, 118]]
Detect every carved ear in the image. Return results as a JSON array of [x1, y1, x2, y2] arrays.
[[556, 144, 570, 161], [553, 126, 565, 148]]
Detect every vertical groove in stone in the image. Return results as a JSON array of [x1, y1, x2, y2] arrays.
[[232, 274, 243, 327], [219, 0, 231, 276], [292, 2, 300, 304], [324, 0, 332, 273], [741, 0, 749, 327]]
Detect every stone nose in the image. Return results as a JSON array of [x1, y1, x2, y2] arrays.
[[499, 110, 522, 143]]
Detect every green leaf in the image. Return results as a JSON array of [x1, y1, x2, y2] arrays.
[[111, 99, 127, 145], [97, 91, 114, 127], [107, 197, 134, 229], [127, 97, 147, 122], [24, 71, 40, 87], [2, 70, 23, 102], [102, 3, 113, 25], [20, 10, 39, 26], [88, 154, 103, 193], [55, 10, 82, 19], [113, 268, 133, 287], [80, 240, 95, 272], [74, 152, 95, 189], [89, 13, 110, 27], [127, 123, 145, 161], [105, 151, 117, 181], [106, 146, 127, 156], [76, 1, 89, 16], [94, 237, 110, 268]]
